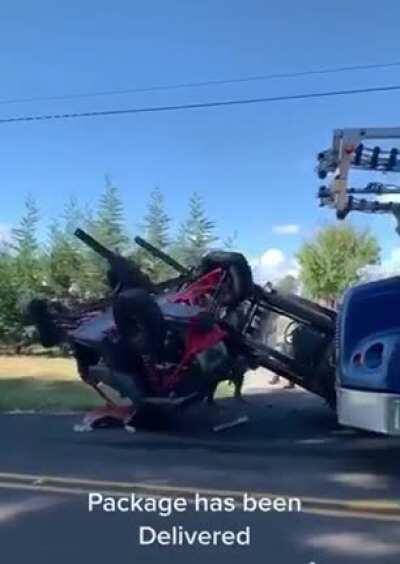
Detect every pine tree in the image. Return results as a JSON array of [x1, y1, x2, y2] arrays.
[[11, 194, 40, 258], [75, 177, 131, 296], [142, 187, 170, 247], [11, 194, 43, 298], [174, 192, 217, 266], [137, 187, 172, 281], [43, 197, 90, 296], [95, 175, 129, 252], [63, 195, 86, 236], [223, 230, 239, 250], [46, 220, 80, 295], [0, 246, 21, 342]]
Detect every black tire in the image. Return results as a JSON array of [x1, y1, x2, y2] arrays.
[[314, 342, 337, 409], [200, 251, 253, 306], [28, 299, 64, 348], [106, 257, 154, 292], [128, 405, 171, 430], [113, 289, 166, 360]]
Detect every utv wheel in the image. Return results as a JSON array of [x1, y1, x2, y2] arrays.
[[28, 299, 64, 348], [113, 289, 166, 360], [314, 342, 337, 410], [200, 251, 253, 306]]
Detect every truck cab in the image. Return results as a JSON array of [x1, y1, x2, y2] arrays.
[[337, 276, 400, 434]]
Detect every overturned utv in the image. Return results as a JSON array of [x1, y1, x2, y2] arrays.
[[29, 229, 336, 429]]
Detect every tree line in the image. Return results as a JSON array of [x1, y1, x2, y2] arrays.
[[0, 181, 225, 344], [0, 177, 382, 345]]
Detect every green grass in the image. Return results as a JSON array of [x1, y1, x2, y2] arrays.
[[0, 356, 102, 412], [215, 380, 235, 398], [0, 355, 234, 412]]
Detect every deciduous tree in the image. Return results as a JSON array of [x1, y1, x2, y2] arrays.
[[297, 224, 380, 306]]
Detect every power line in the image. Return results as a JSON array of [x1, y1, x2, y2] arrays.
[[1, 84, 399, 125], [1, 61, 400, 106]]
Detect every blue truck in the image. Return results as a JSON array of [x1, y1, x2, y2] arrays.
[[318, 126, 400, 434]]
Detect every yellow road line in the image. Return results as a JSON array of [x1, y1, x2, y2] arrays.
[[0, 480, 399, 523], [0, 471, 399, 511], [0, 471, 399, 521]]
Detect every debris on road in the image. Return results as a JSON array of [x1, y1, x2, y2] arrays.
[[73, 423, 93, 432], [213, 415, 249, 432]]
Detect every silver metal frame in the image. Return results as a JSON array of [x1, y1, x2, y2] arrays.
[[317, 127, 400, 228]]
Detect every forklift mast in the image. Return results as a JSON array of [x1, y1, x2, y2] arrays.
[[317, 127, 400, 233]]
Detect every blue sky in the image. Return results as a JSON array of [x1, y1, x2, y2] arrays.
[[2, 1, 400, 279]]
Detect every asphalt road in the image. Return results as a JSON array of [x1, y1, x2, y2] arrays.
[[1, 387, 400, 563]]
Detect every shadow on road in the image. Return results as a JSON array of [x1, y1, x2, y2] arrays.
[[1, 389, 400, 500]]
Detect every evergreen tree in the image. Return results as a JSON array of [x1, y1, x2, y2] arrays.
[[0, 245, 20, 342], [143, 187, 170, 248], [44, 197, 93, 296], [223, 230, 239, 250], [0, 186, 228, 343], [136, 187, 172, 281], [95, 175, 129, 251], [11, 194, 43, 298], [174, 192, 217, 266], [11, 194, 40, 258], [76, 177, 131, 296], [46, 220, 80, 295], [0, 195, 45, 341], [64, 195, 86, 236]]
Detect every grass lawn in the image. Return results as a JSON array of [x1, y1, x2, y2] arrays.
[[0, 356, 102, 412], [0, 355, 234, 412]]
